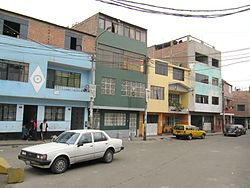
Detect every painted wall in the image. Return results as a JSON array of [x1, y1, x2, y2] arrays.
[[0, 35, 92, 133], [188, 40, 222, 113]]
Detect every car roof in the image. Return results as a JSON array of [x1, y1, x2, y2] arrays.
[[66, 129, 103, 134], [175, 124, 194, 127]]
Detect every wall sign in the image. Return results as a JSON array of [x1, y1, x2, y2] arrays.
[[30, 66, 45, 93]]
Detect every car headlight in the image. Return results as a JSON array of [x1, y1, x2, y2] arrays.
[[21, 150, 26, 155], [37, 154, 47, 160]]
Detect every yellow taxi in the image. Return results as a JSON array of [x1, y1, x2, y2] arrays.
[[172, 124, 206, 140]]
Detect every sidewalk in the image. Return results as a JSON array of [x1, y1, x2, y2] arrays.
[[0, 132, 223, 147]]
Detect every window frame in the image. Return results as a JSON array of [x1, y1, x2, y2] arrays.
[[237, 104, 245, 111], [155, 61, 168, 76], [0, 104, 17, 121], [121, 80, 145, 98], [45, 106, 65, 121], [173, 68, 184, 81], [212, 77, 219, 86], [195, 94, 209, 104], [212, 96, 219, 105], [196, 73, 209, 84], [150, 85, 164, 100], [101, 77, 116, 95], [195, 52, 208, 64]]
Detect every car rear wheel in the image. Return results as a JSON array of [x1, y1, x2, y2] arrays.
[[103, 149, 114, 163], [176, 135, 180, 139], [187, 134, 192, 140], [51, 156, 68, 174]]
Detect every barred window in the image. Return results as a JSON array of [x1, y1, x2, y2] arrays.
[[196, 73, 209, 84], [169, 93, 180, 106], [45, 106, 65, 121], [121, 80, 145, 98], [104, 113, 126, 127], [0, 59, 29, 82], [0, 104, 16, 121], [195, 94, 208, 104], [46, 69, 81, 89], [150, 86, 164, 100], [101, 77, 116, 95]]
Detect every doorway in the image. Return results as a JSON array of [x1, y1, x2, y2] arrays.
[[23, 105, 38, 128], [71, 107, 84, 130]]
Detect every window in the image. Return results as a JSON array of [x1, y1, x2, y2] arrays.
[[46, 69, 81, 89], [99, 17, 105, 29], [111, 22, 118, 33], [124, 26, 130, 38], [212, 77, 219, 86], [169, 94, 180, 106], [0, 59, 29, 82], [3, 20, 20, 38], [93, 132, 108, 142], [104, 113, 126, 127], [195, 52, 208, 64], [141, 31, 146, 42], [196, 73, 209, 84], [97, 44, 145, 73], [130, 28, 135, 39], [101, 77, 115, 95], [237, 105, 245, 111], [121, 80, 145, 98], [150, 86, 164, 100], [195, 94, 208, 104], [147, 115, 158, 123], [212, 58, 219, 67], [0, 104, 16, 121], [173, 68, 184, 81], [155, 61, 168, 76], [70, 37, 77, 50], [78, 133, 92, 144], [65, 31, 82, 51], [135, 30, 141, 41], [45, 106, 65, 121], [212, 96, 219, 105]]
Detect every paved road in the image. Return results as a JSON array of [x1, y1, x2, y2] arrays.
[[1, 134, 250, 188]]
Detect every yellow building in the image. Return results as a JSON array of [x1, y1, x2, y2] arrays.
[[139, 59, 191, 136]]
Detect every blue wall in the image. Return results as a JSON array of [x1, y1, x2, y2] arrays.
[[0, 35, 92, 133]]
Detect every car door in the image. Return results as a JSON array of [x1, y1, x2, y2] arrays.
[[75, 133, 94, 162], [93, 132, 109, 159]]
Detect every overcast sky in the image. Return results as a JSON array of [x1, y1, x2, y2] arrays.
[[1, 0, 250, 90]]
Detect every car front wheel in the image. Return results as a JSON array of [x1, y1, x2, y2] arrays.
[[51, 156, 68, 174], [103, 149, 114, 163], [201, 134, 205, 139]]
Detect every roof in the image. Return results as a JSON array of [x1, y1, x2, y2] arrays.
[[0, 8, 95, 37]]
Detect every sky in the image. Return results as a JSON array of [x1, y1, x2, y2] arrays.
[[1, 0, 250, 90]]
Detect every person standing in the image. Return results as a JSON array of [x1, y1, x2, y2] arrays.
[[30, 119, 37, 141], [40, 119, 48, 141]]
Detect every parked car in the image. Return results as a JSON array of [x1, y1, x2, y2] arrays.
[[172, 124, 206, 140], [18, 129, 124, 174], [224, 124, 246, 137]]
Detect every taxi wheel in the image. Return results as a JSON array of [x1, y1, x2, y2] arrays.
[[201, 134, 205, 139], [187, 134, 192, 140]]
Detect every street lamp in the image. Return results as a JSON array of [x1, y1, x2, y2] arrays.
[[89, 26, 111, 129]]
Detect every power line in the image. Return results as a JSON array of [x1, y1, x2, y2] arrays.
[[96, 0, 250, 18]]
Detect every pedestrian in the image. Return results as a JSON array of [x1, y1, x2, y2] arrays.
[[40, 119, 48, 141], [30, 119, 37, 140]]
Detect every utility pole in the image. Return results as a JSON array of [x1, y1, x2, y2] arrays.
[[222, 79, 225, 133], [144, 88, 150, 141]]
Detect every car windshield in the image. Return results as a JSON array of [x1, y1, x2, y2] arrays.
[[55, 132, 80, 145], [174, 126, 184, 130]]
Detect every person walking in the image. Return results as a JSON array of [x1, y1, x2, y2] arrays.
[[30, 119, 37, 141], [40, 119, 48, 141]]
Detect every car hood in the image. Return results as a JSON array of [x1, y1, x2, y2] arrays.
[[23, 142, 71, 154]]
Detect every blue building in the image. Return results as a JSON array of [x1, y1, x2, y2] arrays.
[[0, 35, 92, 139]]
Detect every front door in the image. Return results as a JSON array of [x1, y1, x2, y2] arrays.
[[23, 105, 38, 128], [75, 133, 94, 162], [129, 113, 137, 137], [71, 107, 84, 130]]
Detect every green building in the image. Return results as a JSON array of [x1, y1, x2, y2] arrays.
[[72, 13, 147, 137]]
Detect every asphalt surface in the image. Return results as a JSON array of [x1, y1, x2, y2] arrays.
[[0, 133, 250, 188]]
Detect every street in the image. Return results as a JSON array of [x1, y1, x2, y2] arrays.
[[1, 134, 250, 188]]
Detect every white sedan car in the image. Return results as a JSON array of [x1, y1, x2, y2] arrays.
[[18, 129, 124, 174]]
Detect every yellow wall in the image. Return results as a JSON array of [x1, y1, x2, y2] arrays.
[[147, 59, 191, 112]]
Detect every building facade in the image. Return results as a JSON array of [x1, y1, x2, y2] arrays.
[[143, 59, 191, 136], [232, 89, 250, 129], [73, 13, 147, 137], [0, 35, 92, 139], [148, 35, 222, 132]]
